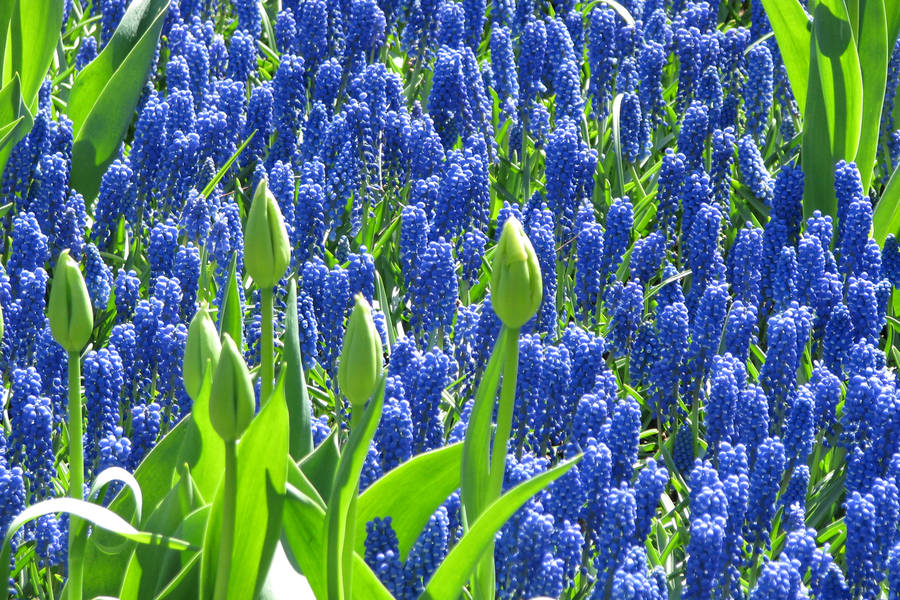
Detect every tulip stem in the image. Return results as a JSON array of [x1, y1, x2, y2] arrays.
[[260, 286, 274, 404], [67, 350, 84, 600], [214, 440, 237, 600]]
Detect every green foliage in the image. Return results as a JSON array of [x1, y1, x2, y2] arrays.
[[355, 443, 463, 560], [67, 0, 169, 198], [283, 280, 314, 458], [763, 0, 899, 221]]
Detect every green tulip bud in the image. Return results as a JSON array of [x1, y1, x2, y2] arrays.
[[183, 306, 223, 401], [209, 334, 255, 442], [245, 178, 291, 289], [48, 249, 94, 353], [337, 294, 383, 408], [490, 217, 542, 329]]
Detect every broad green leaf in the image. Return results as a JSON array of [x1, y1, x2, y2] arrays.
[[288, 450, 326, 509], [174, 355, 225, 500], [153, 552, 201, 600], [854, 0, 888, 191], [760, 0, 811, 111], [200, 373, 290, 600], [67, 0, 169, 198], [420, 457, 580, 600], [461, 328, 507, 525], [874, 163, 900, 243], [299, 428, 341, 501], [217, 255, 243, 348], [82, 417, 190, 598], [0, 497, 196, 592], [120, 500, 208, 599], [0, 1, 13, 79], [0, 73, 32, 171], [281, 485, 395, 600], [355, 443, 463, 561], [258, 542, 315, 600], [283, 279, 314, 459], [8, 0, 63, 109], [326, 382, 386, 600], [887, 0, 900, 52], [802, 0, 864, 219]]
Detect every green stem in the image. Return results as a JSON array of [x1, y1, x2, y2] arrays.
[[489, 326, 520, 499], [344, 408, 363, 598], [67, 350, 83, 600], [213, 441, 237, 600], [473, 326, 521, 600], [261, 286, 274, 404]]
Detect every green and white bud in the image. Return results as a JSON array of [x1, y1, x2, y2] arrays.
[[244, 178, 291, 289], [209, 334, 255, 442], [183, 306, 222, 402], [48, 249, 94, 353], [490, 217, 542, 329], [338, 294, 383, 408]]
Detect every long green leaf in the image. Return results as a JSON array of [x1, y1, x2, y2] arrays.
[[281, 485, 395, 600], [299, 427, 341, 500], [886, 0, 900, 52], [355, 443, 463, 561], [0, 73, 32, 171], [759, 0, 811, 111], [0, 0, 13, 80], [0, 498, 195, 592], [802, 0, 864, 219], [420, 457, 580, 600], [283, 279, 313, 459], [460, 328, 507, 526], [82, 417, 190, 598], [200, 373, 290, 599], [67, 0, 169, 198], [854, 0, 889, 191], [326, 382, 386, 600], [217, 255, 243, 347], [120, 501, 208, 599], [8, 0, 63, 109], [174, 352, 225, 501], [874, 163, 900, 243]]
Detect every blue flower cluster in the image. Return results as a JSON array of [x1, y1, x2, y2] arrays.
[[6, 0, 900, 597]]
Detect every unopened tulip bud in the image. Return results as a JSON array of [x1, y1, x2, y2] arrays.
[[209, 334, 255, 442], [338, 295, 383, 408], [183, 306, 222, 401], [491, 217, 542, 329], [49, 250, 94, 353], [245, 178, 291, 289]]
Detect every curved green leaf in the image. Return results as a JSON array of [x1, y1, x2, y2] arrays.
[[759, 0, 811, 111], [0, 498, 195, 592], [82, 417, 190, 598], [326, 382, 386, 600], [874, 163, 900, 243], [217, 255, 243, 348], [299, 427, 340, 501], [355, 443, 463, 561], [8, 0, 63, 109], [175, 351, 225, 500], [855, 0, 888, 191], [0, 73, 32, 171], [283, 279, 313, 459], [200, 373, 290, 600], [120, 502, 208, 599], [802, 0, 864, 219], [282, 485, 394, 600], [67, 0, 169, 198], [420, 457, 580, 600]]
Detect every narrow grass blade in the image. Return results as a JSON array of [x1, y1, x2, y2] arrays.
[[420, 457, 580, 600]]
